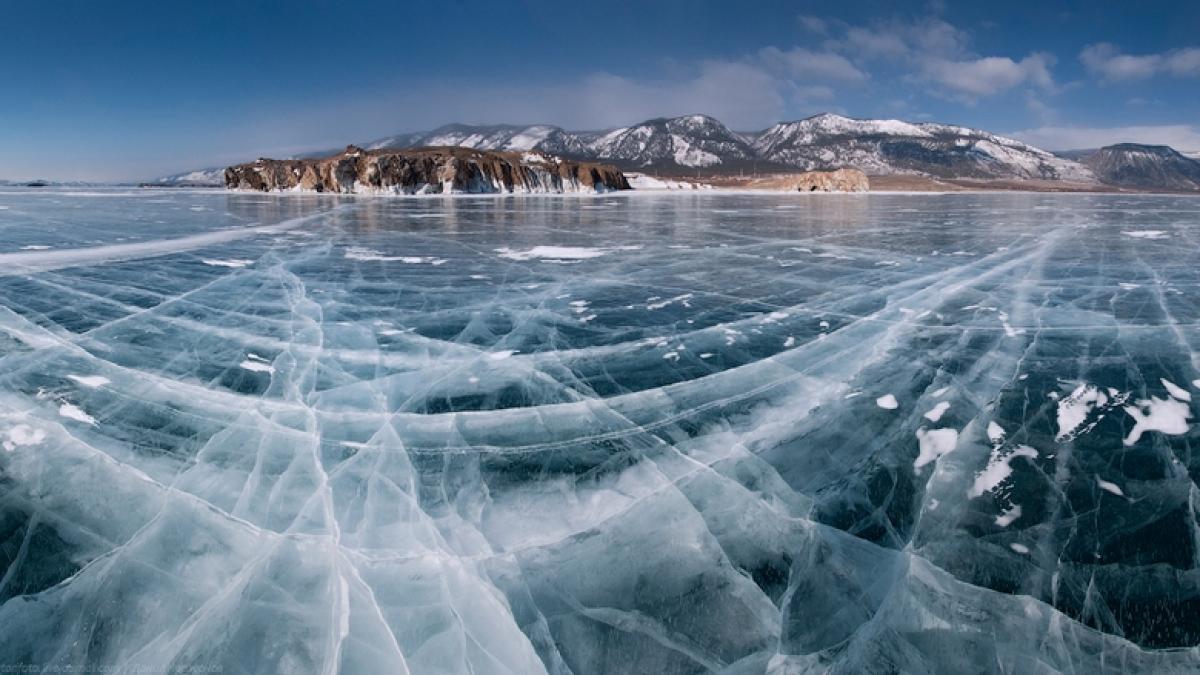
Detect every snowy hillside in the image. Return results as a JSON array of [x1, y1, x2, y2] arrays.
[[753, 114, 1094, 181]]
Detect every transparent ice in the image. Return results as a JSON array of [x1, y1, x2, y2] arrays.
[[2, 188, 1200, 673]]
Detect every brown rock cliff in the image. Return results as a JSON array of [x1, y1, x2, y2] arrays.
[[225, 146, 630, 195]]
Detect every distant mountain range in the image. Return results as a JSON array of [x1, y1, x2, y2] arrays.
[[1059, 144, 1200, 191], [148, 168, 225, 187], [154, 113, 1200, 192], [358, 113, 1096, 181]]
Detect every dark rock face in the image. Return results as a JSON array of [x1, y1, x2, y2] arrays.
[[1076, 144, 1200, 191], [225, 146, 630, 195]]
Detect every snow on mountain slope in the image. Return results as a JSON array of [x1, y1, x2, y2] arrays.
[[184, 113, 1128, 185], [1077, 144, 1200, 191], [585, 115, 755, 168], [367, 124, 587, 157], [152, 168, 225, 186], [753, 113, 1094, 181]]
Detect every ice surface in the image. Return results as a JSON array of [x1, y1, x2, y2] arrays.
[[2, 187, 1200, 673]]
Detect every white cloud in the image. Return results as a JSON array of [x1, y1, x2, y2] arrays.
[[797, 15, 828, 34], [1166, 48, 1200, 76], [840, 26, 911, 60], [923, 53, 1055, 99], [1010, 124, 1200, 152], [1081, 43, 1200, 81], [759, 47, 867, 82], [834, 18, 968, 61], [567, 62, 787, 129], [830, 17, 1053, 100]]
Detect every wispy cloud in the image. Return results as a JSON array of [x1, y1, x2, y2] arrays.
[[827, 17, 1056, 101], [758, 47, 867, 83], [1080, 43, 1200, 81], [923, 54, 1055, 100]]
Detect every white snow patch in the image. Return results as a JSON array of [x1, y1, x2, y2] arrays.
[[1122, 230, 1169, 239], [646, 294, 694, 310], [68, 375, 111, 388], [488, 350, 517, 360], [1123, 395, 1191, 446], [58, 403, 96, 425], [1096, 478, 1125, 497], [914, 427, 959, 469], [3, 424, 46, 452], [201, 258, 254, 268], [1161, 378, 1191, 402], [923, 401, 951, 422], [876, 394, 898, 410], [496, 246, 608, 261], [987, 421, 1006, 444], [1055, 384, 1123, 442], [995, 504, 1023, 527], [239, 360, 275, 373], [1010, 543, 1030, 554], [970, 445, 1037, 498], [344, 247, 409, 262]]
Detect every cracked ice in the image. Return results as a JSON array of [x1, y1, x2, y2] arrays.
[[1, 188, 1200, 673]]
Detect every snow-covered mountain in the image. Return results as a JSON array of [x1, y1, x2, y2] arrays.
[[365, 115, 755, 171], [151, 168, 225, 186], [1073, 144, 1200, 191], [753, 113, 1094, 181], [366, 124, 587, 157], [361, 113, 1096, 180], [176, 113, 1200, 189], [581, 115, 756, 169]]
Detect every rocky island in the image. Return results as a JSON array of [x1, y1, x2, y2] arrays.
[[225, 146, 630, 195]]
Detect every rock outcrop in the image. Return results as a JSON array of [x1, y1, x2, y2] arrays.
[[780, 168, 870, 192], [744, 168, 868, 192], [225, 146, 630, 195]]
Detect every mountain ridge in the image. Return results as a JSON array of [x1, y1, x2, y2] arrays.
[[161, 113, 1200, 192], [364, 112, 1104, 182], [1069, 143, 1200, 191]]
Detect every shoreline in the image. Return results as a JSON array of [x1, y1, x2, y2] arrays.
[[4, 185, 1199, 199]]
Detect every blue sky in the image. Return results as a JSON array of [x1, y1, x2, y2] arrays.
[[2, 0, 1198, 181]]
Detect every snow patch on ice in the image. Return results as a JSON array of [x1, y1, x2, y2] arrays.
[[915, 427, 958, 469], [59, 403, 96, 425], [923, 401, 951, 422], [1161, 378, 1191, 402], [496, 246, 609, 261], [876, 394, 898, 410], [1123, 395, 1191, 446], [239, 360, 275, 374], [68, 374, 111, 388], [201, 259, 254, 268], [970, 445, 1037, 498], [995, 504, 1022, 527], [1097, 478, 1125, 497], [3, 424, 46, 452], [1055, 384, 1127, 442]]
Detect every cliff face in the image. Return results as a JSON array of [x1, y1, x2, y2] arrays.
[[737, 168, 870, 192], [225, 146, 630, 195], [772, 168, 870, 192]]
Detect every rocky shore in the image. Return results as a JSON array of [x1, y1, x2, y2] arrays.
[[225, 146, 630, 195]]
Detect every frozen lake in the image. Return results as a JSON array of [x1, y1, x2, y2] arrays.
[[2, 188, 1200, 673]]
